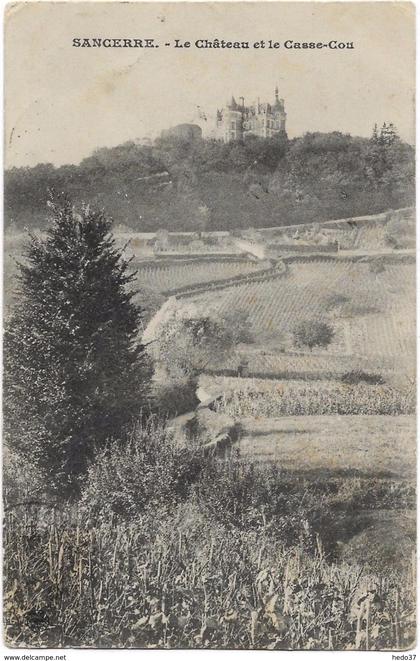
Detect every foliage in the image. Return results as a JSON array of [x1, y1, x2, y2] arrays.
[[323, 293, 350, 311], [339, 301, 380, 317], [153, 378, 200, 418], [3, 196, 152, 496], [4, 489, 415, 649], [384, 216, 416, 250], [80, 418, 204, 518], [220, 306, 255, 344], [4, 406, 415, 649], [341, 370, 385, 386], [155, 308, 245, 381], [4, 129, 415, 232], [293, 319, 335, 350], [369, 259, 386, 274]]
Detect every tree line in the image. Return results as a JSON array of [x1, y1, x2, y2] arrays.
[[5, 124, 414, 233]]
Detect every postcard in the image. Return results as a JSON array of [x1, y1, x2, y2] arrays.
[[3, 1, 416, 651]]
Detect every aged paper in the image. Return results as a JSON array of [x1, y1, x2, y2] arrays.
[[3, 1, 416, 651]]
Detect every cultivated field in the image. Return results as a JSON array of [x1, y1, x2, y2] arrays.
[[204, 376, 414, 416], [135, 258, 265, 293], [204, 351, 403, 381], [4, 208, 416, 651], [236, 415, 416, 478], [189, 259, 415, 366]]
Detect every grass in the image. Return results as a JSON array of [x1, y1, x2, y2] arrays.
[[4, 417, 416, 650], [233, 415, 416, 479], [4, 500, 415, 650]]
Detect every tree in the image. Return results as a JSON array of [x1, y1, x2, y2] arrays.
[[4, 195, 152, 496], [293, 319, 334, 351], [156, 310, 236, 381]]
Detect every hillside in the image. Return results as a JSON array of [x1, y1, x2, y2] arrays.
[[186, 258, 415, 372], [5, 127, 414, 232]]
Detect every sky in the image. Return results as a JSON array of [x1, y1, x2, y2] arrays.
[[4, 1, 415, 168]]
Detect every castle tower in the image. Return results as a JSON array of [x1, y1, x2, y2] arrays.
[[215, 88, 287, 142], [215, 95, 244, 142]]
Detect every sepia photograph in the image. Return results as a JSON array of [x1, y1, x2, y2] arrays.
[[3, 1, 416, 651]]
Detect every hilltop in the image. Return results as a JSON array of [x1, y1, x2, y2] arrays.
[[5, 126, 414, 233]]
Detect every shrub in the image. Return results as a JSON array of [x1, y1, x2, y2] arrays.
[[153, 378, 199, 417], [80, 417, 204, 518], [339, 301, 380, 317], [369, 259, 386, 274], [384, 216, 416, 249], [3, 450, 46, 509], [323, 293, 350, 311], [293, 319, 334, 350], [341, 370, 386, 385], [196, 459, 322, 549]]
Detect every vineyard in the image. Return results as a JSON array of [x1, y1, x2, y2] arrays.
[[135, 259, 265, 293], [189, 260, 415, 363]]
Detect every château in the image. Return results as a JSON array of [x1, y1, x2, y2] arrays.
[[215, 87, 287, 142]]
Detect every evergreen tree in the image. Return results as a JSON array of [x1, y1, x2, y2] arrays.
[[4, 195, 152, 496]]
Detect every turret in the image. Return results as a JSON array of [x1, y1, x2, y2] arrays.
[[274, 85, 283, 110], [228, 95, 239, 110]]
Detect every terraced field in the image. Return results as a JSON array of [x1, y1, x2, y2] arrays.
[[331, 224, 387, 250], [189, 260, 415, 363], [135, 258, 265, 293], [235, 415, 416, 478], [205, 350, 398, 380], [213, 380, 413, 417]]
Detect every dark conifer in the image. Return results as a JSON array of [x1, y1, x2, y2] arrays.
[[4, 195, 152, 495]]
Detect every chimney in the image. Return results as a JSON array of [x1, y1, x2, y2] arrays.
[[239, 96, 245, 107]]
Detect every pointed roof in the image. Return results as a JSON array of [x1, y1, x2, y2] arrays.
[[274, 85, 282, 109], [227, 95, 239, 110]]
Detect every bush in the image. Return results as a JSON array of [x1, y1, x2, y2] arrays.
[[153, 378, 199, 417], [293, 319, 334, 350], [80, 417, 204, 518], [339, 301, 380, 317], [369, 259, 386, 274], [341, 370, 386, 385], [196, 460, 322, 548], [323, 293, 350, 311], [384, 217, 416, 249]]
